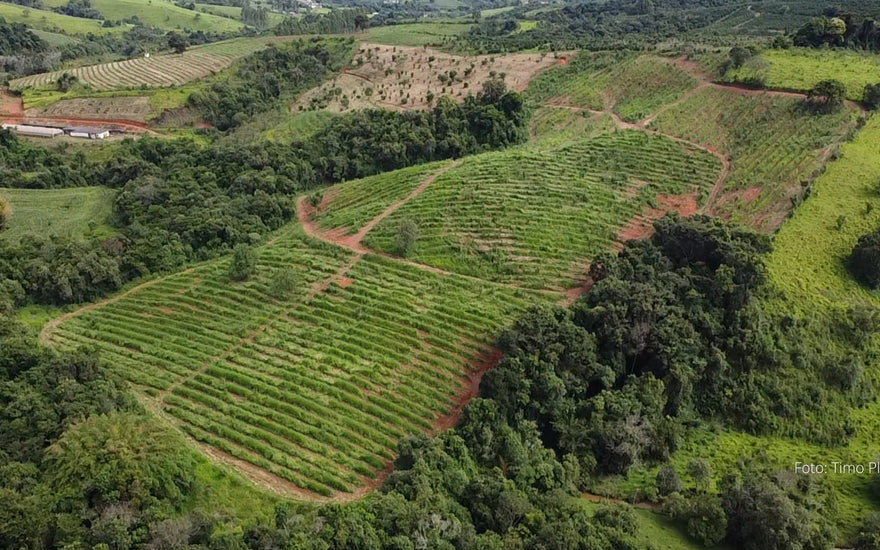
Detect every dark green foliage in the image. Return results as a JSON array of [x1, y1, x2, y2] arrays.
[[855, 512, 880, 550], [687, 458, 712, 491], [722, 476, 836, 550], [273, 8, 365, 35], [241, 0, 268, 29], [795, 14, 880, 51], [864, 83, 880, 110], [167, 31, 189, 54], [668, 493, 727, 546], [228, 243, 254, 281], [0, 17, 45, 56], [56, 72, 77, 92], [268, 268, 296, 299], [395, 219, 418, 257], [0, 236, 122, 305], [848, 229, 880, 289], [189, 39, 352, 130], [656, 464, 681, 496], [806, 80, 847, 113], [55, 0, 102, 19]]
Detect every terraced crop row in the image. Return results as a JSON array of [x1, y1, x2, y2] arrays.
[[314, 161, 450, 234], [526, 53, 698, 122], [360, 130, 722, 289], [11, 51, 234, 91], [48, 225, 547, 497], [649, 86, 858, 228]]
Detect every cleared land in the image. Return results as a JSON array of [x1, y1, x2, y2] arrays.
[[649, 86, 859, 232], [722, 48, 880, 100], [46, 223, 547, 498], [9, 37, 292, 92], [293, 43, 561, 112], [0, 187, 115, 242], [27, 96, 152, 122], [317, 131, 722, 289]]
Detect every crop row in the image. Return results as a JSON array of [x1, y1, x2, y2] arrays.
[[11, 52, 234, 91], [50, 227, 548, 496], [361, 130, 721, 289], [650, 86, 857, 225]]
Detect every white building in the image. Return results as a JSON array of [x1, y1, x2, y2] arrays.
[[2, 124, 64, 138], [63, 126, 111, 139]]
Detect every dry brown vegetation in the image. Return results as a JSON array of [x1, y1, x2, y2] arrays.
[[292, 43, 565, 112], [27, 97, 152, 123]]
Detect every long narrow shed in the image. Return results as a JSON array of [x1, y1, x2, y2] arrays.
[[1, 124, 63, 138]]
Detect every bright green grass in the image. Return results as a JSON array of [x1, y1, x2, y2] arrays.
[[0, 187, 115, 242], [194, 3, 285, 26], [650, 86, 859, 231], [31, 28, 80, 46], [87, 0, 244, 32], [0, 2, 126, 34], [344, 131, 722, 290], [265, 110, 338, 143], [48, 222, 551, 497], [722, 48, 880, 101], [480, 5, 514, 17], [526, 52, 698, 122], [766, 115, 880, 313], [513, 20, 537, 34], [361, 22, 473, 46], [580, 501, 715, 550]]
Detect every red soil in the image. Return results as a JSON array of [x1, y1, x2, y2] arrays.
[[0, 91, 24, 121], [433, 348, 505, 433], [556, 57, 568, 66], [617, 191, 700, 241], [337, 276, 354, 288]]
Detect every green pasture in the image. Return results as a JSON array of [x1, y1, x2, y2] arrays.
[[0, 186, 115, 243]]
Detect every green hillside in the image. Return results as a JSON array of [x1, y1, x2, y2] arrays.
[[0, 2, 125, 35]]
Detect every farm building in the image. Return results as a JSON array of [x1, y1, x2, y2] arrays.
[[1, 124, 63, 138], [63, 126, 110, 140]]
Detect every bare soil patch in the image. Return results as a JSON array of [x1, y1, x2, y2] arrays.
[[617, 191, 701, 242], [292, 43, 565, 113], [0, 90, 24, 120], [27, 96, 151, 122]]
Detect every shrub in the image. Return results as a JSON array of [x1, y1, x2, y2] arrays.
[[848, 229, 880, 289], [269, 268, 296, 299], [396, 219, 418, 257], [864, 83, 880, 110], [229, 244, 255, 281], [656, 464, 681, 496]]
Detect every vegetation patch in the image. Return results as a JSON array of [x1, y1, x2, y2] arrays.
[[0, 186, 115, 242], [47, 224, 549, 497], [526, 52, 698, 121], [649, 85, 860, 231], [721, 48, 880, 101], [357, 130, 721, 289]]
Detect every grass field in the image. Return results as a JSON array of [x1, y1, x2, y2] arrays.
[[722, 48, 880, 101], [194, 2, 285, 26], [0, 187, 115, 242], [526, 53, 698, 122], [90, 0, 243, 32], [649, 86, 859, 231], [580, 501, 714, 550], [361, 22, 473, 47], [0, 2, 125, 35], [47, 223, 548, 497], [315, 130, 721, 289], [265, 111, 338, 143]]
